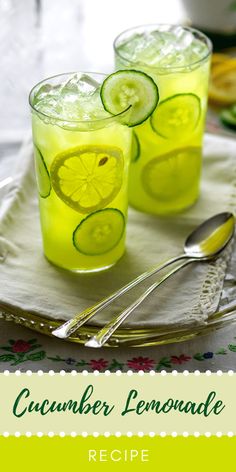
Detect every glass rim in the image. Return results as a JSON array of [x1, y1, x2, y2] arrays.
[[113, 23, 213, 71], [29, 71, 131, 125]]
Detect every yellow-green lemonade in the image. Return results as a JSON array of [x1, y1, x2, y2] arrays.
[[114, 25, 212, 215], [29, 73, 132, 272]]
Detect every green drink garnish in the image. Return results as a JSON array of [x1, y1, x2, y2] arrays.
[[34, 145, 51, 198], [73, 208, 125, 255], [151, 93, 201, 139], [142, 147, 201, 201], [50, 145, 124, 214], [100, 69, 159, 127]]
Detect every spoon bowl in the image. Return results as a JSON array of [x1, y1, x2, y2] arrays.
[[53, 212, 235, 341], [185, 212, 235, 259]]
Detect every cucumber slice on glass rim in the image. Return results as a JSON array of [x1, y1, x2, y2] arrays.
[[73, 208, 125, 255], [100, 70, 159, 127]]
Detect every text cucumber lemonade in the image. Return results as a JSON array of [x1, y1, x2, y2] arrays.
[[30, 73, 131, 272], [115, 25, 212, 215]]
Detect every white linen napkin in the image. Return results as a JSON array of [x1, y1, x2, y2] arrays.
[[0, 134, 235, 328]]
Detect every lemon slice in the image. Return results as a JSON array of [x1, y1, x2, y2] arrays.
[[142, 147, 201, 201], [211, 59, 236, 79], [51, 145, 124, 214], [211, 53, 229, 68], [209, 58, 236, 105]]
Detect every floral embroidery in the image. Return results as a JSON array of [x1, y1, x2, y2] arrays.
[[64, 357, 76, 366], [11, 340, 32, 353], [127, 356, 155, 371], [170, 354, 191, 365], [216, 348, 227, 355], [156, 357, 172, 371], [228, 344, 236, 352], [0, 339, 46, 366], [0, 337, 236, 369], [108, 359, 124, 371], [193, 353, 205, 361], [203, 352, 214, 359], [89, 359, 109, 371]]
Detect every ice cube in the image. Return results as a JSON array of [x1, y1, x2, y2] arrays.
[[35, 96, 62, 118], [33, 73, 109, 123], [34, 83, 61, 105], [119, 34, 144, 61], [177, 30, 194, 50], [117, 26, 209, 69], [48, 73, 101, 120], [80, 73, 100, 90], [60, 73, 99, 97]]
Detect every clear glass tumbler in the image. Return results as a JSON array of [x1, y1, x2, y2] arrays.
[[29, 72, 132, 272], [114, 24, 212, 215]]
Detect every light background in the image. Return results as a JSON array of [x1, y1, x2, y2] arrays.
[[0, 0, 186, 133]]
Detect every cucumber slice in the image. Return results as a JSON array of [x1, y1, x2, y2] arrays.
[[100, 70, 159, 127], [151, 93, 201, 139], [220, 109, 236, 130], [34, 145, 51, 198], [73, 208, 125, 255], [131, 131, 140, 162]]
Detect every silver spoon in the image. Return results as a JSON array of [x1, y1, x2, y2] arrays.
[[52, 212, 235, 341], [86, 211, 235, 348]]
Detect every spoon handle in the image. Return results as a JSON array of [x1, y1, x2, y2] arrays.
[[52, 253, 187, 339], [85, 258, 196, 348]]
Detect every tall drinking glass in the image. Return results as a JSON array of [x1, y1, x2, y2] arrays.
[[29, 72, 132, 272], [114, 25, 212, 215]]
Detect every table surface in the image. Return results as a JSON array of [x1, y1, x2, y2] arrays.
[[1, 0, 236, 372]]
